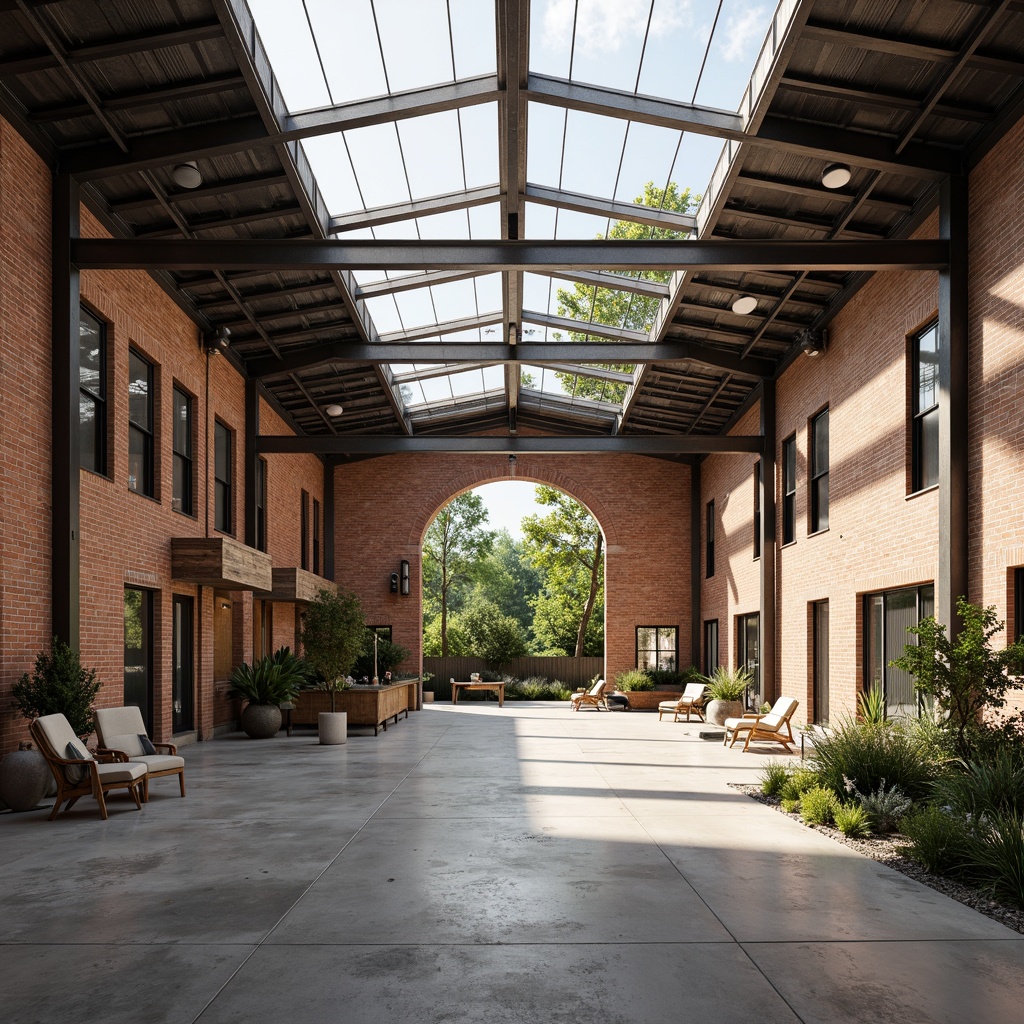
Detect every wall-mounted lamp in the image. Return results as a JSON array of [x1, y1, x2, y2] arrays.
[[204, 326, 231, 354], [389, 572, 399, 593], [798, 327, 826, 357], [171, 160, 203, 189], [400, 559, 410, 596]]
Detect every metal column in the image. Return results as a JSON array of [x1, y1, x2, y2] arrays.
[[759, 379, 777, 703]]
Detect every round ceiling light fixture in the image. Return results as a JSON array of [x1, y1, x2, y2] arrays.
[[171, 160, 203, 189], [325, 404, 344, 417], [821, 162, 852, 189], [731, 295, 758, 316]]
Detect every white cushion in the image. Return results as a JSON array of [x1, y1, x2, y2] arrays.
[[131, 754, 185, 773], [94, 706, 147, 747], [724, 717, 755, 731], [103, 733, 146, 757], [96, 762, 147, 784]]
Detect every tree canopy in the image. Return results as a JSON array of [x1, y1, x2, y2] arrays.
[[554, 181, 698, 403]]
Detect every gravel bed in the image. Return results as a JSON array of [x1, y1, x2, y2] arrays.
[[733, 783, 1024, 935]]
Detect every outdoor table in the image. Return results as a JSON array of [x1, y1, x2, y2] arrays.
[[451, 681, 505, 707]]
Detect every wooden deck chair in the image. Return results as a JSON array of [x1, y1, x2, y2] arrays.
[[723, 697, 799, 752], [95, 706, 186, 801], [570, 678, 608, 712], [30, 713, 147, 820], [658, 682, 708, 722]]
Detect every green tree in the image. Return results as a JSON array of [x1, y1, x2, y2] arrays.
[[423, 493, 494, 656], [468, 530, 542, 641], [555, 181, 698, 402], [531, 588, 604, 657], [522, 487, 604, 657], [892, 597, 1024, 758], [300, 587, 366, 711], [460, 600, 529, 668], [12, 637, 102, 739]]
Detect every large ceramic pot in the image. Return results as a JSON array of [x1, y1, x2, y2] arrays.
[[705, 699, 743, 727], [0, 745, 52, 812], [318, 711, 347, 745], [241, 703, 282, 739]]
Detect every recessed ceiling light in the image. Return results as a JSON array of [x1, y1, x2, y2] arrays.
[[821, 163, 851, 189], [731, 295, 758, 316], [325, 404, 344, 417], [171, 161, 203, 189]]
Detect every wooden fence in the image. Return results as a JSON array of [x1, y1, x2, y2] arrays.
[[423, 656, 604, 700]]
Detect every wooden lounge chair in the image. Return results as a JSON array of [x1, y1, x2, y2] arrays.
[[658, 682, 708, 722], [723, 696, 799, 752], [570, 678, 608, 712], [30, 713, 148, 820], [95, 706, 186, 801]]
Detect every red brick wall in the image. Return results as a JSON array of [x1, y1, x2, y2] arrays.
[[333, 452, 694, 683]]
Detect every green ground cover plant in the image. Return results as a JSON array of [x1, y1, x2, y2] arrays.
[[833, 802, 872, 838], [800, 786, 839, 826], [614, 669, 654, 692]]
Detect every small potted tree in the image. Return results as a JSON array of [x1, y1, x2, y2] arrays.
[[704, 666, 753, 727], [229, 646, 307, 738], [300, 587, 366, 744]]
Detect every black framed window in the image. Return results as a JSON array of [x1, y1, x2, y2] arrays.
[[782, 434, 796, 545], [1016, 569, 1024, 643], [753, 460, 761, 560], [704, 619, 719, 675], [912, 321, 939, 492], [637, 626, 678, 671], [214, 421, 232, 533], [172, 385, 193, 515], [301, 490, 310, 569], [737, 612, 760, 697], [705, 500, 715, 579], [255, 457, 267, 552], [865, 584, 934, 718], [124, 587, 153, 733], [79, 308, 106, 475], [313, 498, 321, 575], [128, 349, 154, 497], [810, 408, 829, 533]]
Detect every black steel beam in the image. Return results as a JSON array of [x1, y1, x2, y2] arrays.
[[329, 184, 501, 232], [524, 309, 649, 342], [70, 237, 950, 272], [51, 173, 80, 648], [354, 269, 487, 298], [248, 341, 776, 379], [938, 175, 969, 636], [532, 268, 670, 299], [690, 461, 701, 669], [255, 434, 764, 455], [524, 183, 697, 231]]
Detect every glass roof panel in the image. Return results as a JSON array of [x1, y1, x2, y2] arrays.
[[375, 0, 460, 93], [247, 0, 331, 110], [455, 104, 501, 189], [692, 0, 775, 109], [449, 0, 498, 78], [397, 111, 476, 201], [304, 0, 387, 104]]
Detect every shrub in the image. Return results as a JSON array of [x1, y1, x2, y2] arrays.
[[705, 665, 753, 702], [780, 797, 801, 814], [857, 687, 886, 726], [507, 676, 573, 701], [615, 669, 654, 692], [848, 779, 913, 834], [780, 765, 820, 803], [971, 813, 1024, 908], [229, 648, 306, 707], [833, 803, 872, 838], [810, 718, 935, 801], [759, 760, 790, 798], [12, 637, 102, 739], [932, 745, 1024, 819], [899, 805, 975, 875], [801, 786, 839, 826], [891, 597, 1024, 759]]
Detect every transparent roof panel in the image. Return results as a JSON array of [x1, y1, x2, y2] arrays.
[[245, 0, 782, 425]]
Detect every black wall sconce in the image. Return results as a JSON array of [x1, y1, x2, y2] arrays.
[[400, 560, 410, 596], [389, 571, 399, 593]]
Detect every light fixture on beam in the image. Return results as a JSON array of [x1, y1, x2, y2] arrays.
[[325, 403, 344, 417], [731, 295, 757, 316], [203, 326, 231, 354], [798, 327, 826, 357], [171, 160, 203, 189], [821, 163, 851, 189]]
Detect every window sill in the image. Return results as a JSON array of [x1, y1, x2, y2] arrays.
[[82, 467, 111, 482], [906, 484, 938, 500], [807, 527, 830, 539], [172, 508, 198, 520], [781, 540, 797, 550], [128, 488, 160, 505]]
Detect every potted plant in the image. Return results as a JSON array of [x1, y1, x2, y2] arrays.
[[4, 637, 101, 810], [300, 587, 366, 744], [229, 646, 306, 738], [704, 666, 753, 727]]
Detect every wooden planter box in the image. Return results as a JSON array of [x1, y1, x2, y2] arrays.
[[618, 688, 683, 711], [292, 682, 415, 736]]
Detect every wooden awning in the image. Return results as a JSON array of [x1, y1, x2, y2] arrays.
[[170, 537, 273, 591], [258, 567, 327, 604]]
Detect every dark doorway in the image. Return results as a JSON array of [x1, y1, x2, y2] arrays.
[[124, 587, 152, 732], [812, 600, 829, 724], [173, 595, 195, 733]]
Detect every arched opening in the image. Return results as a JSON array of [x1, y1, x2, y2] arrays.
[[419, 478, 607, 699]]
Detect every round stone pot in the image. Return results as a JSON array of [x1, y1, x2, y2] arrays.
[[318, 711, 347, 745], [705, 698, 744, 727], [0, 746, 52, 812], [241, 703, 282, 739]]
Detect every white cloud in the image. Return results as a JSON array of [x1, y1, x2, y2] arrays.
[[542, 0, 692, 58], [721, 3, 768, 63]]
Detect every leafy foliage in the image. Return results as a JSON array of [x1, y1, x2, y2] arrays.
[[931, 745, 1024, 820], [554, 182, 698, 403], [801, 786, 839, 826], [300, 587, 366, 710], [899, 805, 976, 874], [460, 600, 528, 668], [971, 813, 1024, 908], [706, 665, 752, 702], [12, 637, 102, 739], [468, 531, 541, 639], [857, 686, 886, 725], [846, 779, 913, 833], [614, 669, 654, 692], [759, 760, 790, 798], [422, 493, 494, 656], [780, 765, 821, 804], [891, 597, 1024, 758], [352, 631, 411, 682], [229, 647, 307, 707], [522, 487, 604, 657], [833, 802, 873, 838], [504, 677, 574, 701]]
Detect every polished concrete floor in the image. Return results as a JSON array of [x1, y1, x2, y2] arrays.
[[2, 702, 1023, 1024]]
